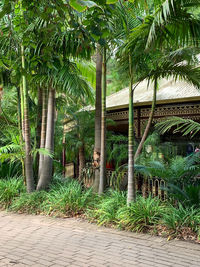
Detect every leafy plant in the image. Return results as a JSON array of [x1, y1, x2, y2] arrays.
[[87, 190, 126, 226], [10, 191, 47, 214], [42, 179, 94, 217], [116, 195, 165, 232], [0, 178, 25, 208], [162, 204, 200, 234]]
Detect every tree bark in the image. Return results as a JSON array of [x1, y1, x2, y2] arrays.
[[78, 144, 85, 180], [35, 87, 42, 182], [16, 87, 25, 180], [37, 88, 55, 190], [38, 87, 48, 179], [99, 47, 107, 194], [127, 55, 136, 204], [93, 45, 102, 192], [20, 83, 25, 140], [62, 132, 66, 177], [134, 78, 158, 161], [21, 45, 35, 193]]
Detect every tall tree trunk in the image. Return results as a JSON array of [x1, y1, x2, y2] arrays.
[[38, 87, 48, 179], [99, 47, 107, 194], [78, 144, 85, 180], [127, 55, 136, 204], [20, 83, 25, 140], [62, 131, 66, 177], [37, 88, 55, 190], [21, 45, 35, 193], [16, 87, 25, 180], [34, 87, 42, 182], [93, 45, 102, 192], [134, 78, 158, 161]]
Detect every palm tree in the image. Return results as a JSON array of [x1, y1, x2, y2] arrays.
[[99, 47, 107, 194], [36, 88, 55, 190], [116, 1, 149, 204], [93, 45, 102, 192], [21, 45, 35, 192]]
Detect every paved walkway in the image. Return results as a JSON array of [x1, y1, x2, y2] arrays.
[[0, 212, 199, 267]]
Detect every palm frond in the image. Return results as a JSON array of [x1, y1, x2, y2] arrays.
[[156, 116, 200, 137]]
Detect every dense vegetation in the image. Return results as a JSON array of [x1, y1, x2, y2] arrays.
[[0, 176, 199, 242], [0, 0, 200, 243]]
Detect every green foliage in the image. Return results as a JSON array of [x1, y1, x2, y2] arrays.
[[10, 191, 47, 214], [107, 134, 128, 168], [42, 178, 94, 217], [0, 177, 199, 241], [162, 204, 200, 234], [87, 190, 126, 225], [0, 178, 25, 208], [156, 116, 200, 138], [116, 196, 165, 232], [0, 161, 21, 179], [165, 184, 200, 208], [135, 153, 200, 206]]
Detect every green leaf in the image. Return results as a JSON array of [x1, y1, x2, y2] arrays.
[[106, 0, 118, 3], [69, 0, 98, 12]]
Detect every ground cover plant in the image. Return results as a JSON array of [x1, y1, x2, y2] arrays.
[[0, 178, 25, 209], [0, 176, 199, 243]]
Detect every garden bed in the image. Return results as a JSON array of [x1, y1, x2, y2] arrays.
[[0, 177, 199, 244]]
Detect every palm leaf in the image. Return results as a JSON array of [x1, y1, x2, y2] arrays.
[[156, 116, 200, 137]]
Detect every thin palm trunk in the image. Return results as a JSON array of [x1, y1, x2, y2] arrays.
[[21, 45, 35, 193], [35, 87, 42, 182], [16, 87, 25, 180], [78, 144, 85, 180], [99, 47, 107, 194], [38, 87, 48, 178], [93, 45, 102, 191], [62, 131, 66, 177], [127, 55, 136, 204], [37, 88, 55, 190], [134, 78, 158, 161], [20, 83, 25, 140]]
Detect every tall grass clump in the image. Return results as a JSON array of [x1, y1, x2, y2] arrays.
[[161, 204, 200, 236], [10, 191, 47, 214], [43, 178, 94, 217], [87, 190, 126, 226], [0, 178, 25, 208], [116, 195, 165, 232]]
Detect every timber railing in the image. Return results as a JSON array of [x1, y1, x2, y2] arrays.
[[82, 166, 167, 200]]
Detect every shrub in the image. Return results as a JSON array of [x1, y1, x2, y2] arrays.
[[0, 178, 25, 208], [162, 204, 200, 233], [43, 179, 94, 217], [116, 195, 165, 232], [10, 191, 47, 214], [87, 190, 126, 226]]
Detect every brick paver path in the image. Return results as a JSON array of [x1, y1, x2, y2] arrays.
[[0, 211, 199, 267]]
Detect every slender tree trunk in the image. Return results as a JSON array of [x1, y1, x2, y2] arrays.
[[79, 144, 85, 180], [20, 83, 25, 140], [16, 87, 25, 180], [37, 88, 55, 190], [21, 45, 35, 193], [134, 78, 158, 161], [38, 87, 48, 179], [93, 45, 102, 191], [127, 55, 136, 204], [99, 47, 107, 194], [34, 87, 42, 182], [62, 132, 66, 177]]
